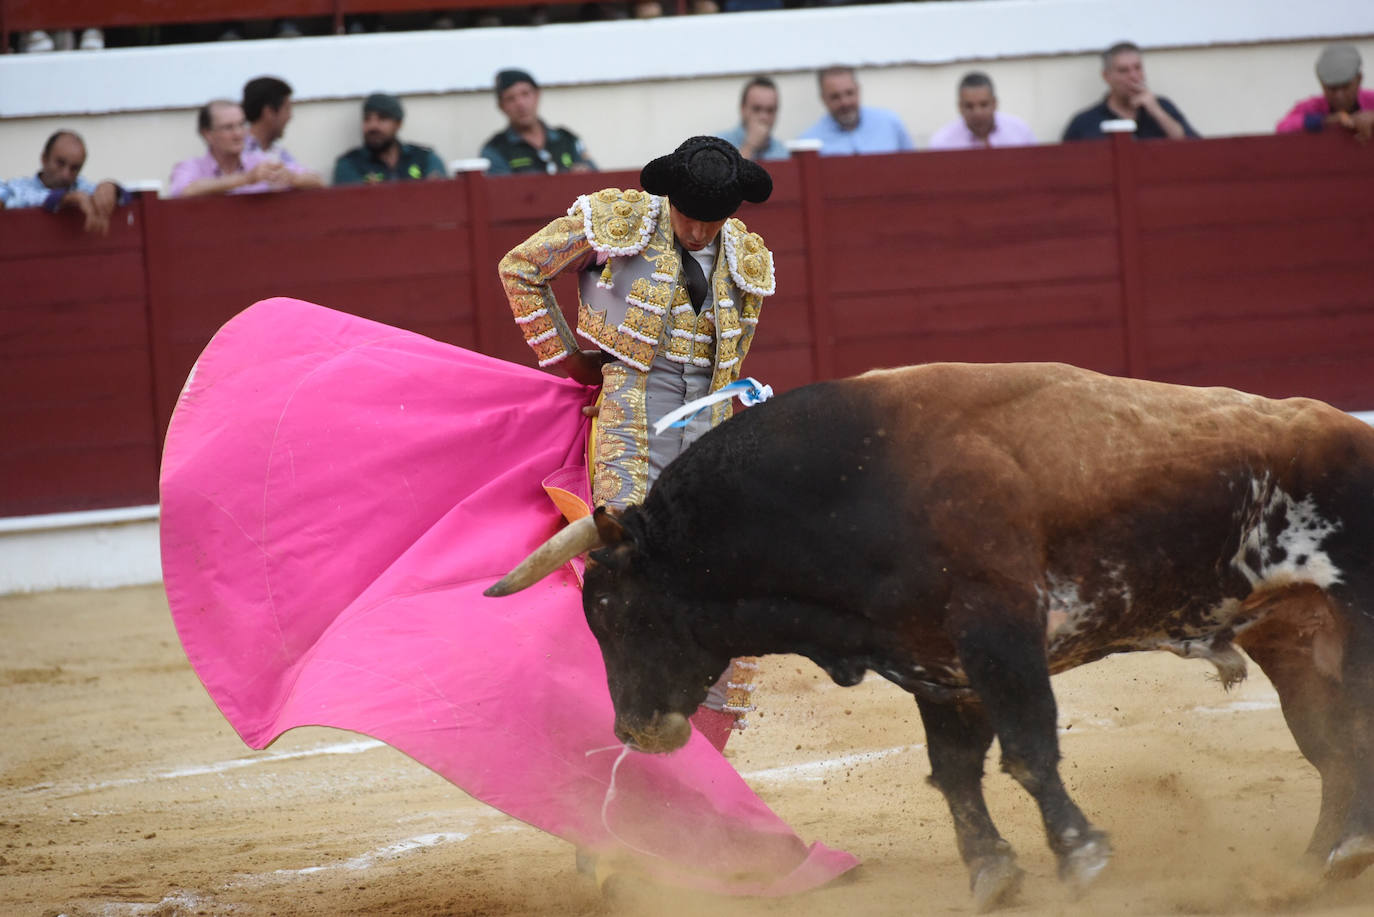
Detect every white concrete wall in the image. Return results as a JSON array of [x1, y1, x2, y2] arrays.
[[1, 0, 1371, 184], [0, 508, 161, 594]]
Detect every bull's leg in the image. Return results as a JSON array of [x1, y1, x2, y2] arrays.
[[1331, 602, 1374, 878], [1238, 587, 1374, 879], [949, 586, 1111, 891], [916, 696, 1024, 912]]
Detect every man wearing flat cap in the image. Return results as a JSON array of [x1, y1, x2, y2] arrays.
[[479, 69, 596, 176], [333, 92, 447, 185], [1276, 44, 1374, 142], [499, 136, 775, 747]]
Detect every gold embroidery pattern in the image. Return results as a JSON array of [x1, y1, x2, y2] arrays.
[[722, 219, 776, 297], [735, 292, 765, 368], [592, 363, 651, 509], [571, 188, 661, 257], [572, 210, 684, 372], [723, 657, 761, 728], [709, 399, 734, 428], [499, 213, 592, 366]]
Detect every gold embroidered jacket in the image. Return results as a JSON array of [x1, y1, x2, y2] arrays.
[[499, 187, 776, 394]]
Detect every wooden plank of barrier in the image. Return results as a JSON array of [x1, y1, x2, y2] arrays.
[[0, 198, 158, 514], [2, 0, 336, 32], [1109, 130, 1148, 379], [1130, 132, 1374, 407], [0, 0, 595, 47]]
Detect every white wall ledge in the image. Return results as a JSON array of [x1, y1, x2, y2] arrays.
[[0, 504, 159, 534], [3, 0, 1372, 119]]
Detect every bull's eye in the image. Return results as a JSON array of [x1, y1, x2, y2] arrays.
[[598, 597, 610, 608]]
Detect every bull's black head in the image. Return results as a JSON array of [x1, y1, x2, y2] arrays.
[[583, 507, 732, 753]]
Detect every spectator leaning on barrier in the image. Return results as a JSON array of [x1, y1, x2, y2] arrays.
[[334, 93, 447, 184], [1062, 41, 1199, 142], [0, 130, 129, 234], [479, 70, 596, 176], [242, 76, 324, 188], [798, 66, 915, 156], [1276, 44, 1374, 142], [716, 75, 790, 162], [928, 71, 1036, 150], [170, 100, 317, 197]]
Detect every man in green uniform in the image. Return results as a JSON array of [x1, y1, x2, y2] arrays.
[[479, 69, 596, 176], [333, 93, 447, 185]]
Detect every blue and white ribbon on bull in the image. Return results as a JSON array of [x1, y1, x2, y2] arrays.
[[651, 377, 774, 435]]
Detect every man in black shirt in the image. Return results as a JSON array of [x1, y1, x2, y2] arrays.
[[333, 93, 447, 185], [479, 69, 596, 176], [1062, 42, 1199, 141]]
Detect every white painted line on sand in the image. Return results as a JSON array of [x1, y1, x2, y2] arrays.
[[12, 738, 385, 799], [157, 738, 385, 778], [20, 696, 1280, 804], [270, 832, 473, 876], [742, 744, 923, 782], [1192, 699, 1281, 714]]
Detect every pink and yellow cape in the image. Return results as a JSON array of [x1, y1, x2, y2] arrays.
[[160, 298, 857, 895]]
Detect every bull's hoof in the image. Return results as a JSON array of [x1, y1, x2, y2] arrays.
[[970, 853, 1024, 913], [1057, 829, 1112, 893], [1325, 835, 1374, 881]]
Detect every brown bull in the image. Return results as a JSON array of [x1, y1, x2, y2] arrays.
[[488, 361, 1374, 911]]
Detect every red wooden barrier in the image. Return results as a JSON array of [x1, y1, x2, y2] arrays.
[[3, 130, 1372, 517], [1, 0, 687, 50], [1130, 133, 1374, 404], [1, 197, 158, 515]]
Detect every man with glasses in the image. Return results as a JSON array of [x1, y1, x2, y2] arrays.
[[169, 100, 315, 197], [479, 69, 596, 176]]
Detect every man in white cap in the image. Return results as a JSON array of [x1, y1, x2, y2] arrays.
[[1276, 43, 1374, 141]]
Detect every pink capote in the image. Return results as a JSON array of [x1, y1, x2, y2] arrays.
[[160, 298, 858, 895]]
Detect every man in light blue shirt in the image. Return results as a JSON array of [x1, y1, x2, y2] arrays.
[[798, 66, 915, 156], [716, 76, 790, 162], [0, 130, 127, 234]]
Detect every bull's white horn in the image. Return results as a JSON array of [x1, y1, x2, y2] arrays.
[[484, 515, 602, 597]]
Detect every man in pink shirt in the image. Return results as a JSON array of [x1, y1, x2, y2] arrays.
[[169, 100, 316, 198], [928, 72, 1036, 150], [1276, 43, 1374, 142]]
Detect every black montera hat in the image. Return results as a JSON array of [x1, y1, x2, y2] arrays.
[[639, 136, 773, 222]]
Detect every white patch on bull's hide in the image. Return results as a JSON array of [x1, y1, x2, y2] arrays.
[[1041, 573, 1090, 642], [1100, 560, 1133, 609], [1041, 562, 1133, 645], [1231, 476, 1344, 589]]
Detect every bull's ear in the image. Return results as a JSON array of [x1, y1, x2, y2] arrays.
[[593, 506, 628, 545], [590, 507, 636, 571]]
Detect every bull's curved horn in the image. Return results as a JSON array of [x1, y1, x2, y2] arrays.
[[484, 515, 602, 597]]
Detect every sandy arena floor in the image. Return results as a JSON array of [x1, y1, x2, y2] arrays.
[[2, 584, 1372, 917]]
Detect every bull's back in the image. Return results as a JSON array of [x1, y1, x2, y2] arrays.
[[846, 362, 1374, 519]]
